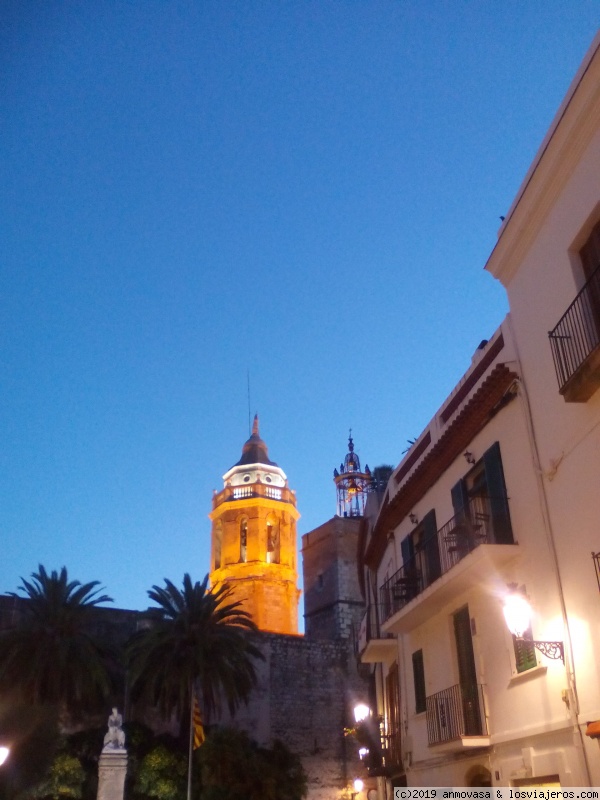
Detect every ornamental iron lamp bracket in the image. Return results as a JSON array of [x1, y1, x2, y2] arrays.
[[593, 552, 600, 593], [522, 637, 565, 663]]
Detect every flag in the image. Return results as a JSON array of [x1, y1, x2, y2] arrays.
[[192, 695, 205, 749]]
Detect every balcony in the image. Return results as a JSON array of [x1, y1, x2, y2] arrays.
[[380, 496, 519, 633], [426, 683, 489, 750], [549, 265, 600, 401], [359, 729, 403, 778], [378, 731, 402, 776], [357, 604, 397, 664], [212, 483, 297, 509]]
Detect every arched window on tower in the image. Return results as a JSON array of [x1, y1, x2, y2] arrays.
[[266, 519, 280, 564], [214, 522, 222, 570], [240, 518, 248, 563]]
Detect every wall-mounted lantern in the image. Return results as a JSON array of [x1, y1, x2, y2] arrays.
[[502, 587, 564, 664]]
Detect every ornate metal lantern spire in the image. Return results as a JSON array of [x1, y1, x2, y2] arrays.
[[333, 430, 371, 517]]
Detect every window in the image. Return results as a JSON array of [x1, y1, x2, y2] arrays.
[[266, 519, 280, 564], [549, 217, 600, 400], [511, 590, 537, 674], [412, 649, 426, 714], [240, 519, 248, 563], [580, 218, 600, 281], [451, 441, 513, 545], [214, 522, 222, 570], [400, 509, 440, 594], [513, 629, 537, 674]]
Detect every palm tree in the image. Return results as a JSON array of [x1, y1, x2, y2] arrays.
[[126, 574, 263, 723], [0, 565, 114, 716]]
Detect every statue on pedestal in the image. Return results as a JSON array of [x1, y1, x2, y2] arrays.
[[102, 707, 126, 750]]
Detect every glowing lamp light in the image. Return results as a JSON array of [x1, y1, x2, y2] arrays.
[[502, 586, 565, 663], [354, 778, 364, 793], [353, 703, 370, 723], [358, 747, 369, 759], [503, 591, 532, 638], [0, 747, 9, 766]]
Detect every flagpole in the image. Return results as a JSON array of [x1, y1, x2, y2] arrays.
[[187, 685, 194, 800]]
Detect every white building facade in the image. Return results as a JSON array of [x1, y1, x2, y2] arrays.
[[357, 32, 600, 794]]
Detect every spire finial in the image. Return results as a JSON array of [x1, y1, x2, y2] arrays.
[[348, 427, 354, 451], [252, 414, 259, 437]]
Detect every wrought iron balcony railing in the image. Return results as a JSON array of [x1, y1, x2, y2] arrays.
[[549, 264, 600, 399], [357, 603, 395, 651], [380, 731, 402, 772], [212, 482, 297, 508], [380, 495, 511, 622], [359, 729, 402, 777], [426, 682, 487, 746]]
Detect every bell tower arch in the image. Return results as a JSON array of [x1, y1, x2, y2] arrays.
[[209, 415, 300, 635]]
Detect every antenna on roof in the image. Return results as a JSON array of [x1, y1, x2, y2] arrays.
[[247, 369, 251, 436]]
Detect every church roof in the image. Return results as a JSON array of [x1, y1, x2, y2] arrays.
[[232, 415, 278, 468]]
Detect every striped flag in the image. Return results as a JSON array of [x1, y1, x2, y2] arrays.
[[192, 695, 205, 749]]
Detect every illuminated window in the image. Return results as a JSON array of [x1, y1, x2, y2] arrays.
[[214, 523, 222, 570], [266, 519, 280, 563], [240, 519, 248, 563]]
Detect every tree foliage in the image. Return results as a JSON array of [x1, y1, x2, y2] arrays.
[[0, 566, 114, 716], [18, 753, 86, 800], [199, 727, 307, 800], [134, 745, 187, 800], [127, 574, 263, 722]]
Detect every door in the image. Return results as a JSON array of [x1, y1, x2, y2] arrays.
[[453, 606, 482, 736]]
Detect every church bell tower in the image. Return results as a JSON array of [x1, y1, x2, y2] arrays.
[[209, 416, 300, 635]]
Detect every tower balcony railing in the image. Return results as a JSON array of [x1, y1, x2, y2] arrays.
[[212, 483, 297, 508], [426, 683, 487, 746], [380, 495, 512, 623], [549, 263, 600, 401]]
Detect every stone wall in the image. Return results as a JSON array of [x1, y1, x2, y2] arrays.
[[222, 631, 367, 800], [302, 516, 365, 641]]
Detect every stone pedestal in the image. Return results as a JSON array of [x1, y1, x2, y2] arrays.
[[97, 748, 127, 800]]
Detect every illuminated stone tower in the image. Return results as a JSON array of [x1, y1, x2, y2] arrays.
[[209, 415, 300, 635]]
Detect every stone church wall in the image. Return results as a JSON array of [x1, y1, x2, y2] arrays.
[[223, 631, 366, 800]]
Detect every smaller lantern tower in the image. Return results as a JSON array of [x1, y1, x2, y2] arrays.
[[333, 431, 371, 517]]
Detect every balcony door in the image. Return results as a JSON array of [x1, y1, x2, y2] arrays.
[[385, 662, 402, 768], [580, 219, 600, 347], [451, 441, 513, 545], [453, 606, 482, 737]]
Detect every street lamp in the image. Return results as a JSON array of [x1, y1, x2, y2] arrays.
[[353, 704, 370, 723], [502, 588, 564, 663], [0, 746, 9, 766]]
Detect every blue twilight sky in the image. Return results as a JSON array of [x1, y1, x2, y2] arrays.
[[1, 4, 598, 616]]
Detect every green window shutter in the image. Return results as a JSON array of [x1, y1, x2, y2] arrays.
[[412, 649, 426, 713], [401, 535, 414, 566], [451, 479, 469, 515], [514, 627, 537, 673], [482, 442, 514, 544], [453, 606, 482, 736], [422, 510, 441, 583]]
